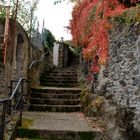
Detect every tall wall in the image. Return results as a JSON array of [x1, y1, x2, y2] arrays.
[[28, 43, 44, 87], [0, 19, 43, 98], [96, 16, 140, 139], [105, 23, 140, 107]]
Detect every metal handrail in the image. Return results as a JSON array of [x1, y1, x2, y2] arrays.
[[0, 78, 29, 140], [0, 49, 48, 140], [10, 78, 23, 99], [29, 51, 49, 69]]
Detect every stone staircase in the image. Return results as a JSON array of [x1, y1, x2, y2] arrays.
[[29, 87, 82, 112], [28, 65, 81, 112], [39, 67, 79, 87], [16, 55, 100, 140]]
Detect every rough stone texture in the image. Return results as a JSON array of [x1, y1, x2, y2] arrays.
[[96, 17, 140, 139], [28, 44, 44, 87], [105, 35, 140, 107], [101, 99, 122, 140], [58, 43, 69, 68], [106, 23, 140, 106], [59, 47, 64, 68], [97, 21, 140, 139], [0, 65, 5, 97], [0, 18, 43, 98], [17, 112, 102, 140]]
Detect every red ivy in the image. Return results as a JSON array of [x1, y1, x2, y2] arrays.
[[70, 0, 139, 75], [87, 74, 93, 81]]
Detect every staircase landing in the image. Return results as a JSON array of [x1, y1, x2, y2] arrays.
[[17, 112, 101, 140]]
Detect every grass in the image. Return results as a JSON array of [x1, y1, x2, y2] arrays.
[[16, 138, 62, 140]]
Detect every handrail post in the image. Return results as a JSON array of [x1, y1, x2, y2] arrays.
[[7, 81, 13, 114], [0, 101, 6, 140], [0, 78, 29, 139], [19, 80, 24, 126]]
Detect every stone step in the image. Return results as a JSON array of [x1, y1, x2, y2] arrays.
[[40, 78, 78, 84], [17, 112, 100, 140], [40, 76, 77, 80], [40, 79, 77, 84], [41, 73, 78, 77], [30, 93, 81, 99], [40, 82, 79, 87], [41, 68, 77, 73], [43, 70, 77, 74], [17, 129, 95, 140], [29, 104, 82, 112], [40, 76, 77, 81], [45, 67, 77, 71], [42, 69, 77, 73], [31, 87, 81, 93], [29, 87, 81, 112], [29, 98, 81, 105]]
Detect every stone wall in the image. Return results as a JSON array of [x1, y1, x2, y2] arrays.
[[105, 23, 140, 108], [28, 44, 44, 87], [105, 22, 140, 140], [96, 19, 140, 139], [0, 18, 43, 98], [58, 42, 64, 68], [48, 42, 71, 68], [0, 65, 5, 97]]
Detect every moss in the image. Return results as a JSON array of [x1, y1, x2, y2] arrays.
[[21, 118, 33, 128], [17, 138, 58, 140], [30, 138, 58, 140], [17, 128, 62, 140], [17, 129, 38, 138], [17, 129, 58, 139], [79, 132, 94, 140]]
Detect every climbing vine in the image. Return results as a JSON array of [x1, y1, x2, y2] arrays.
[[70, 0, 139, 74]]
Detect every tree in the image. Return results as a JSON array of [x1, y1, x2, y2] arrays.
[[0, 0, 39, 33], [42, 28, 56, 51]]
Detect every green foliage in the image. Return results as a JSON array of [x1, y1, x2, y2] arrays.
[[112, 5, 140, 26], [54, 0, 78, 5], [80, 89, 91, 108], [0, 0, 39, 33], [79, 132, 95, 140], [85, 96, 105, 116], [42, 28, 56, 51], [85, 6, 97, 35], [80, 88, 105, 116], [64, 40, 72, 46], [119, 0, 138, 7]]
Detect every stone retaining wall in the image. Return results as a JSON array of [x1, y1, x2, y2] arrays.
[[96, 21, 140, 139], [0, 18, 43, 98], [105, 24, 140, 107]]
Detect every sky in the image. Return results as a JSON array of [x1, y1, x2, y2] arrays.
[[35, 0, 74, 41]]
